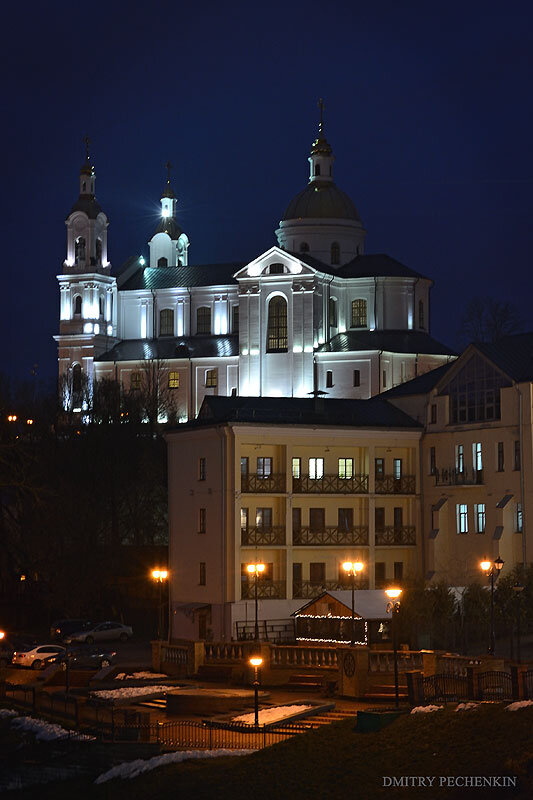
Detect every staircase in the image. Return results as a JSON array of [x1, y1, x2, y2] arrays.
[[362, 684, 408, 702]]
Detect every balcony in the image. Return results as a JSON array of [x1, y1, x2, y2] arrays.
[[292, 474, 368, 494], [241, 580, 286, 600], [241, 473, 286, 493], [375, 526, 416, 546], [434, 468, 484, 487], [293, 579, 369, 599], [293, 526, 369, 546], [375, 475, 416, 494], [241, 526, 286, 545]]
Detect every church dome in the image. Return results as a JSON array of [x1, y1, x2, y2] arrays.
[[282, 181, 361, 222]]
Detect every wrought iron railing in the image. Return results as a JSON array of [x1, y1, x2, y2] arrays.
[[241, 473, 286, 493], [292, 474, 368, 494], [293, 579, 368, 599], [478, 670, 513, 701], [293, 526, 369, 546], [375, 525, 416, 545], [423, 673, 469, 704], [434, 468, 484, 486], [375, 475, 416, 494], [241, 526, 286, 545], [241, 580, 286, 600]]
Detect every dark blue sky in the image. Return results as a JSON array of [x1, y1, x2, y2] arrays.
[[3, 0, 533, 383]]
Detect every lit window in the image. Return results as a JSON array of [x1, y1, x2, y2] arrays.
[[338, 458, 353, 479], [130, 372, 141, 390], [393, 458, 402, 480], [160, 308, 174, 336], [168, 371, 180, 389], [331, 242, 340, 265], [351, 299, 367, 328], [473, 442, 482, 473], [455, 444, 464, 473], [240, 508, 249, 531], [257, 457, 272, 478], [197, 306, 211, 335], [375, 458, 384, 477], [516, 502, 523, 532], [456, 503, 468, 534], [267, 296, 288, 352], [240, 457, 249, 476], [256, 507, 272, 528], [199, 457, 206, 481], [309, 458, 324, 480], [292, 457, 301, 479], [205, 369, 217, 388], [474, 503, 485, 533]]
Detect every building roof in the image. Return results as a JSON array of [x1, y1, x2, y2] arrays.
[[67, 195, 104, 220], [293, 590, 391, 619], [151, 217, 183, 239], [380, 362, 455, 398], [119, 262, 245, 290], [95, 335, 239, 362], [294, 252, 430, 281], [472, 332, 533, 383], [282, 181, 361, 222], [317, 330, 457, 356], [193, 395, 421, 429]]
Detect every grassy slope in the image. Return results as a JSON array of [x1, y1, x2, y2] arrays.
[[7, 705, 533, 800]]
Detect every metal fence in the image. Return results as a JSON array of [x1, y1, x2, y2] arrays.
[[478, 670, 513, 701], [423, 673, 469, 704]]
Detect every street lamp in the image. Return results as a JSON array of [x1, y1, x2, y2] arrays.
[[342, 561, 364, 645], [480, 557, 504, 656], [246, 562, 265, 642], [151, 569, 169, 640], [512, 582, 525, 663], [385, 587, 403, 709], [249, 656, 263, 728]]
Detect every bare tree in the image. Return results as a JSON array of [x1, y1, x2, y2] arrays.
[[458, 297, 523, 346]]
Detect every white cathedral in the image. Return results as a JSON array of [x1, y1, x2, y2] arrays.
[[55, 117, 455, 418]]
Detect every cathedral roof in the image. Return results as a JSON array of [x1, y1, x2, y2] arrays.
[[294, 252, 431, 281], [282, 181, 361, 222], [152, 217, 183, 239], [317, 330, 456, 356], [67, 195, 103, 219], [380, 362, 455, 397], [96, 335, 239, 362], [119, 262, 245, 290]]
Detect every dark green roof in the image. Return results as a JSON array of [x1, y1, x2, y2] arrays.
[[317, 330, 456, 357], [96, 335, 238, 362], [294, 252, 430, 281], [67, 195, 104, 220], [152, 217, 183, 239], [119, 263, 245, 290], [191, 395, 422, 429], [282, 181, 361, 221], [380, 362, 455, 397]]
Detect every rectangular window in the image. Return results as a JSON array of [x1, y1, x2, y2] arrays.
[[429, 447, 436, 475], [168, 371, 180, 389], [198, 508, 206, 533], [257, 457, 272, 478], [205, 369, 217, 388], [514, 440, 521, 471], [240, 507, 249, 531], [197, 307, 211, 335], [472, 442, 482, 472], [199, 562, 206, 585], [292, 457, 301, 479], [430, 404, 437, 424], [293, 562, 302, 585], [309, 508, 325, 531], [256, 507, 272, 528], [338, 458, 353, 479], [375, 507, 385, 531], [338, 508, 353, 531], [474, 503, 485, 533], [351, 299, 367, 328], [516, 503, 523, 532], [497, 442, 504, 472], [393, 562, 403, 582], [455, 444, 464, 474], [382, 371, 387, 389], [456, 503, 468, 534], [232, 305, 239, 333], [393, 458, 402, 480], [309, 457, 324, 480], [375, 458, 385, 478], [375, 562, 386, 588], [130, 371, 141, 390], [292, 507, 301, 532], [240, 457, 249, 476], [309, 562, 326, 583], [393, 507, 403, 528], [198, 457, 206, 481], [353, 369, 360, 387], [326, 370, 333, 388]]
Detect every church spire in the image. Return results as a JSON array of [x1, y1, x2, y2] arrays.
[[308, 99, 334, 183], [79, 135, 95, 195], [160, 160, 177, 217]]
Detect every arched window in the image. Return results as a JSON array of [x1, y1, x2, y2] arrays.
[[75, 236, 86, 264], [299, 242, 309, 253], [74, 295, 82, 316], [197, 306, 211, 335], [96, 238, 102, 263], [331, 242, 340, 265], [418, 300, 424, 329], [329, 297, 337, 327], [99, 296, 104, 317], [72, 363, 82, 393], [267, 296, 288, 352], [157, 257, 168, 267], [160, 308, 174, 336], [315, 163, 321, 176], [351, 299, 367, 328], [269, 263, 284, 274]]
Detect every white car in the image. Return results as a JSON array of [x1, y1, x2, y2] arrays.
[[64, 621, 133, 644], [12, 644, 66, 670]]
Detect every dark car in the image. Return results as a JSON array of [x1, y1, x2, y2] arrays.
[[50, 619, 92, 641], [46, 645, 116, 670]]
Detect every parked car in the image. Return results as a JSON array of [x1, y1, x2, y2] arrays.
[[64, 621, 133, 644], [1, 635, 37, 668], [46, 645, 116, 670], [50, 619, 92, 641], [12, 644, 66, 670]]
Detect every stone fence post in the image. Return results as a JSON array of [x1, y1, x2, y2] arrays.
[[406, 670, 424, 705], [467, 665, 480, 701]]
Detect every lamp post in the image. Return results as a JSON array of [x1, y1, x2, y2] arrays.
[[151, 569, 169, 640], [342, 561, 364, 645], [249, 656, 263, 728], [385, 587, 402, 709], [480, 557, 504, 656], [512, 582, 525, 663], [246, 562, 265, 642]]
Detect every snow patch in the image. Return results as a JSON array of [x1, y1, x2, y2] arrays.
[[95, 748, 252, 784], [10, 716, 94, 742], [410, 705, 443, 714], [232, 704, 312, 725], [91, 685, 175, 700], [114, 671, 168, 680], [455, 702, 480, 711], [505, 700, 533, 711], [0, 708, 18, 719]]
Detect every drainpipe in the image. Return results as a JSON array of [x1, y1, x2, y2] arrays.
[[517, 385, 527, 567]]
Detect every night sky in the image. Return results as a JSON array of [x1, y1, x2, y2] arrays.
[[4, 0, 533, 385]]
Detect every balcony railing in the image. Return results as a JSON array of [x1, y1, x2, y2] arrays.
[[293, 579, 369, 599], [292, 474, 368, 494], [434, 468, 484, 487], [241, 580, 286, 600], [375, 475, 416, 494], [241, 526, 286, 545], [293, 526, 369, 546], [375, 525, 416, 545], [241, 473, 286, 493]]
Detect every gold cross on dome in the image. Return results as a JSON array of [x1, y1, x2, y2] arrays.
[[318, 98, 325, 132]]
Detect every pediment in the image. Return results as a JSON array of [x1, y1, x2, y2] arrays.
[[233, 246, 317, 280]]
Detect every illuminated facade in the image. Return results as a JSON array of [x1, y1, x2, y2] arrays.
[[55, 119, 455, 415]]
